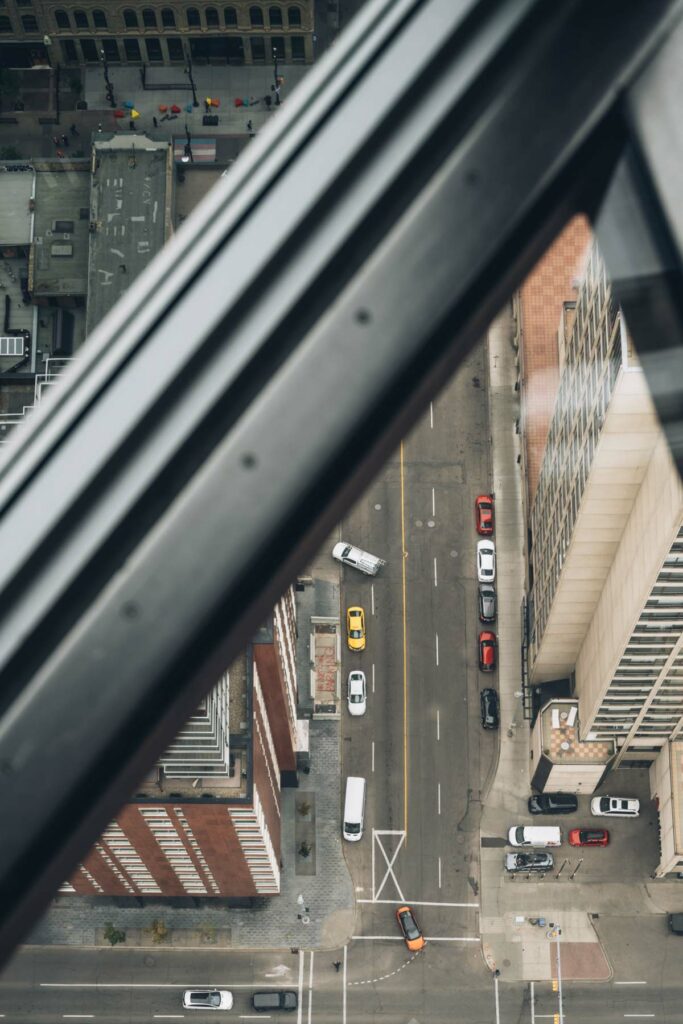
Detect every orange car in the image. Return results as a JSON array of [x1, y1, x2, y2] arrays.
[[396, 905, 426, 952], [475, 494, 494, 535]]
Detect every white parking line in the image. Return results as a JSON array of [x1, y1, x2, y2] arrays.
[[352, 935, 479, 942], [371, 741, 375, 773], [494, 972, 501, 1024], [432, 487, 436, 516], [438, 856, 442, 889], [624, 1016, 655, 1018], [530, 981, 535, 1024], [371, 584, 375, 616], [342, 945, 348, 1024], [372, 664, 375, 693], [436, 709, 440, 741], [616, 982, 647, 985], [555, 934, 564, 1024], [307, 951, 314, 1024], [430, 402, 434, 429], [435, 633, 439, 666], [297, 951, 304, 1024], [357, 899, 479, 907], [437, 783, 441, 815], [433, 557, 438, 587]]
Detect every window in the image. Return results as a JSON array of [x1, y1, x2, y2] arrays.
[[271, 35, 284, 58], [124, 9, 138, 28], [73, 9, 88, 28], [186, 7, 200, 26], [16, 0, 32, 7], [21, 13, 38, 29], [269, 5, 282, 26], [62, 38, 78, 61], [250, 6, 264, 26], [167, 36, 183, 60], [92, 9, 107, 28], [226, 35, 244, 62], [80, 38, 98, 60], [288, 5, 301, 26], [224, 5, 237, 25], [124, 38, 141, 60], [250, 35, 265, 60], [55, 9, 69, 28], [205, 6, 218, 26], [145, 37, 162, 61], [161, 7, 175, 27], [101, 37, 119, 60], [290, 34, 304, 60], [142, 8, 157, 28], [0, 15, 10, 31]]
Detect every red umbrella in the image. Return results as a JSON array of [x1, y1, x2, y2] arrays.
[[170, 104, 181, 114], [114, 109, 125, 118], [158, 104, 168, 113]]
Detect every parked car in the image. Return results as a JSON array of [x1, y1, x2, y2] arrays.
[[505, 852, 553, 872], [669, 914, 683, 935], [569, 828, 609, 847], [590, 796, 640, 817], [251, 991, 298, 1012], [396, 905, 426, 951], [480, 687, 499, 730], [479, 631, 497, 672], [183, 990, 233, 1010], [478, 584, 496, 623], [346, 606, 366, 651], [528, 793, 578, 815], [475, 494, 494, 535], [508, 825, 561, 847], [477, 539, 496, 582], [347, 670, 367, 716]]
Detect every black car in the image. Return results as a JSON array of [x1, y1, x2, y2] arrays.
[[669, 914, 683, 935], [528, 792, 578, 815], [505, 852, 554, 873], [478, 584, 496, 623], [480, 688, 499, 729], [251, 991, 298, 1012]]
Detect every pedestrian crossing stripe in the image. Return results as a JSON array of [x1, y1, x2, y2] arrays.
[[552, 978, 558, 992]]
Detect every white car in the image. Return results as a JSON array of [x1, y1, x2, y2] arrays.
[[590, 795, 640, 817], [347, 670, 367, 716], [477, 539, 496, 582], [183, 990, 233, 1010]]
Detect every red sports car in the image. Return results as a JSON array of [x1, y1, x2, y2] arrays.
[[479, 631, 497, 672], [569, 828, 609, 847], [475, 495, 494, 535]]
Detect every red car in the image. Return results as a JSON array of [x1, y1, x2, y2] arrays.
[[475, 495, 494, 535], [479, 631, 496, 672], [569, 828, 609, 847]]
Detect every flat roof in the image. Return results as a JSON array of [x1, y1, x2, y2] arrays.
[[85, 134, 171, 337], [0, 169, 33, 245], [30, 166, 91, 298], [540, 698, 614, 765]]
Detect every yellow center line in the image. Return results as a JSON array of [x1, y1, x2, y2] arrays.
[[400, 440, 408, 838]]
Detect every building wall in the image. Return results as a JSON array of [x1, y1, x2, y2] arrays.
[[254, 590, 298, 774], [650, 741, 683, 878], [577, 434, 683, 756], [519, 215, 591, 508], [1, 1, 314, 66]]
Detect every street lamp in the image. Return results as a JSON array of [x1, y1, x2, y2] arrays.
[[42, 34, 53, 68], [183, 45, 199, 108], [272, 47, 281, 106], [100, 48, 115, 108], [180, 124, 194, 163]]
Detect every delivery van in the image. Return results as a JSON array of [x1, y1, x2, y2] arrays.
[[343, 776, 366, 841], [508, 825, 562, 847], [333, 542, 385, 576]]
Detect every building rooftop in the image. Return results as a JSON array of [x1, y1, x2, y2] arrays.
[[86, 134, 172, 336], [540, 698, 614, 765], [0, 168, 34, 245], [30, 165, 91, 299]]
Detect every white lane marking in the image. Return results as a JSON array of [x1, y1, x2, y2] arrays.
[[438, 857, 442, 889], [297, 950, 304, 1024], [623, 1017, 655, 1019], [433, 557, 438, 587], [371, 584, 375, 616], [239, 1018, 269, 1020], [436, 709, 440, 741], [555, 934, 564, 1024], [616, 982, 648, 985], [307, 951, 314, 1024], [437, 783, 441, 815], [432, 487, 436, 516], [43, 984, 280, 989], [494, 972, 501, 1024], [342, 945, 347, 1024], [430, 402, 434, 428], [352, 935, 479, 942], [358, 899, 479, 907], [374, 831, 406, 902], [154, 1018, 185, 1020], [372, 664, 375, 693], [435, 633, 439, 666], [63, 1018, 95, 1020], [371, 741, 375, 773], [530, 980, 535, 1024], [348, 950, 423, 986]]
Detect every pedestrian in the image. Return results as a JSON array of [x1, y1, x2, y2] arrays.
[[246, 119, 253, 135], [70, 123, 79, 136], [332, 961, 341, 973], [56, 148, 65, 158], [153, 115, 158, 128], [61, 134, 69, 147], [129, 119, 136, 131], [52, 135, 59, 146], [204, 98, 210, 114]]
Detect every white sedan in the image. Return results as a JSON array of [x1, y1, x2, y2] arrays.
[[347, 670, 367, 716], [477, 539, 496, 582]]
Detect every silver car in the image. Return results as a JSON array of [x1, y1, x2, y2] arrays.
[[505, 852, 553, 872]]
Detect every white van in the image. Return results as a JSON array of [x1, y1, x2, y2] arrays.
[[333, 542, 385, 576], [508, 825, 561, 847], [343, 776, 366, 841]]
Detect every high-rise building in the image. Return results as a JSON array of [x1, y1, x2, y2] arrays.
[[62, 590, 298, 897], [0, 1, 314, 69]]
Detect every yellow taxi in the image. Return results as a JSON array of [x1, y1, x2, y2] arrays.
[[346, 606, 366, 651]]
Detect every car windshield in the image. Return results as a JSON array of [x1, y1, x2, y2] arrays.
[[350, 693, 361, 702], [401, 912, 419, 938], [599, 797, 610, 810], [351, 629, 361, 638], [514, 826, 525, 843]]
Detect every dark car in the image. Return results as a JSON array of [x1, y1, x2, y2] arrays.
[[479, 631, 496, 672], [251, 991, 298, 1012], [505, 852, 554, 873], [480, 688, 499, 730], [669, 914, 683, 935], [478, 584, 496, 623], [528, 793, 578, 815]]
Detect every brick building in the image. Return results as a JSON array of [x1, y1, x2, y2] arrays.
[[62, 589, 299, 898]]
